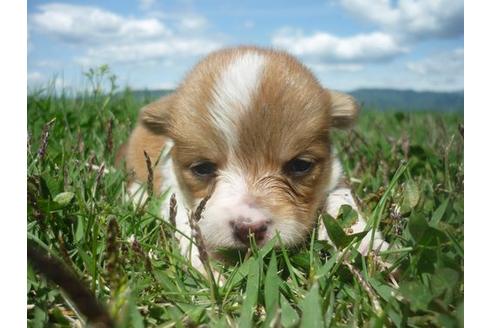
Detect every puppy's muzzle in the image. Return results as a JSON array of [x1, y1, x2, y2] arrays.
[[230, 218, 271, 245]]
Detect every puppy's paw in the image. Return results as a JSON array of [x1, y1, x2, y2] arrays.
[[357, 236, 389, 256]]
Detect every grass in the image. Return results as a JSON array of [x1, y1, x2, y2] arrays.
[[27, 70, 464, 327]]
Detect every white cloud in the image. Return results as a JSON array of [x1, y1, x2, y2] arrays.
[[76, 39, 221, 66], [272, 28, 406, 63], [340, 0, 463, 41], [407, 49, 464, 81], [30, 3, 170, 45], [33, 59, 60, 69], [29, 3, 222, 66], [27, 71, 44, 83], [27, 72, 69, 91], [138, 0, 156, 10], [310, 63, 364, 73], [243, 20, 255, 29], [154, 81, 178, 89], [179, 15, 208, 31]]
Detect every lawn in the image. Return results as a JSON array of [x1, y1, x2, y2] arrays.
[[27, 71, 464, 327]]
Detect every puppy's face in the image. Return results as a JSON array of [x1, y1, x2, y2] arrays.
[[141, 47, 358, 249]]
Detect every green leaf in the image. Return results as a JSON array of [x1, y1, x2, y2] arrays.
[[369, 278, 395, 302], [430, 199, 449, 226], [322, 213, 367, 249], [264, 253, 279, 314], [402, 179, 420, 210], [299, 283, 323, 328], [123, 293, 145, 328], [280, 294, 299, 328], [322, 214, 351, 248], [53, 191, 75, 207], [430, 267, 459, 298], [407, 213, 429, 243], [226, 257, 253, 289], [155, 271, 178, 292], [314, 255, 337, 279], [239, 258, 260, 328], [227, 237, 277, 290], [456, 301, 464, 328], [49, 307, 70, 325], [42, 173, 61, 196], [409, 145, 427, 160], [38, 198, 69, 212], [77, 246, 96, 277], [337, 204, 359, 228], [32, 307, 48, 328], [258, 236, 277, 258], [399, 280, 433, 311], [75, 216, 85, 242], [264, 254, 280, 326]]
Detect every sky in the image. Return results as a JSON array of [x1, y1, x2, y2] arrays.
[[27, 0, 464, 92]]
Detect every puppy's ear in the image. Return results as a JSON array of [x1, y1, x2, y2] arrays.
[[327, 90, 360, 129], [139, 94, 174, 135]]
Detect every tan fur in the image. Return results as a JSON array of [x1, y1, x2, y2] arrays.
[[125, 118, 166, 194]]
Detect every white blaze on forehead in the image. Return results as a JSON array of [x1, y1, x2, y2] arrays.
[[208, 51, 267, 145]]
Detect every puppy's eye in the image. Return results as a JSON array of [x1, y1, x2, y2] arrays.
[[284, 158, 314, 177], [190, 161, 217, 178]]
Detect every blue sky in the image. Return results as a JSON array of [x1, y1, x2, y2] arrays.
[[27, 0, 464, 92]]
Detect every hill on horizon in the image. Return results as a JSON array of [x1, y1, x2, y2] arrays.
[[350, 88, 463, 112], [128, 88, 464, 112]]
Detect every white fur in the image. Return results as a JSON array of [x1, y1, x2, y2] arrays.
[[208, 51, 266, 145], [318, 154, 389, 254], [158, 140, 198, 263], [199, 166, 271, 247], [126, 182, 148, 205], [270, 219, 310, 246], [197, 165, 313, 248], [326, 154, 344, 193]]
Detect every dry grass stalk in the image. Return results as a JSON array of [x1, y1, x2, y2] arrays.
[[76, 129, 85, 155], [27, 176, 45, 223], [63, 165, 69, 190], [87, 153, 96, 174], [27, 240, 114, 327], [169, 193, 177, 228], [368, 250, 400, 289], [37, 118, 56, 162], [129, 235, 155, 280], [105, 216, 122, 290], [93, 162, 106, 195], [57, 231, 74, 268], [143, 150, 154, 198], [188, 194, 219, 302], [343, 259, 383, 318], [401, 132, 410, 160], [105, 118, 114, 154], [27, 130, 32, 153]]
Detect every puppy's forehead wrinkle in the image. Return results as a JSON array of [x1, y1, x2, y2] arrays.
[[208, 51, 267, 146]]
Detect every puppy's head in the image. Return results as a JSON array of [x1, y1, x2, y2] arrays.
[[141, 47, 359, 249]]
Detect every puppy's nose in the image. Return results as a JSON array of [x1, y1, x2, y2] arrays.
[[231, 218, 269, 245]]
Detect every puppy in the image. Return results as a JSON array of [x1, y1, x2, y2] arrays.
[[120, 46, 388, 271]]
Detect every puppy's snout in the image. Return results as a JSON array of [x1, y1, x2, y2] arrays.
[[230, 218, 270, 245]]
